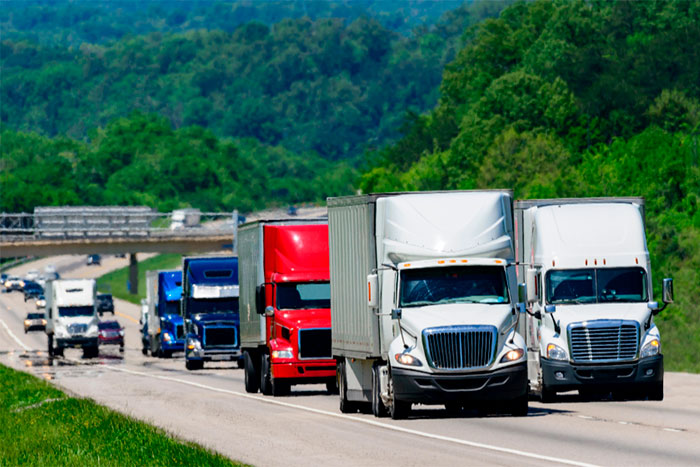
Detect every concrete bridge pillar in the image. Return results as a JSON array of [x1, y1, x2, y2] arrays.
[[129, 253, 138, 295]]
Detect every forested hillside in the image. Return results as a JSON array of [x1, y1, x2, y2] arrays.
[[0, 113, 356, 213], [1, 1, 505, 160], [362, 0, 700, 371]]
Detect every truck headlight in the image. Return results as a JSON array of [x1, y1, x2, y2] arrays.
[[271, 350, 293, 359], [394, 352, 422, 367], [186, 338, 202, 351], [641, 339, 660, 358], [162, 332, 172, 343], [500, 348, 524, 363], [546, 343, 568, 361]]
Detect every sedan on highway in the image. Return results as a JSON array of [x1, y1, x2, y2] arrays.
[[98, 320, 124, 352], [3, 276, 24, 292], [23, 282, 44, 301], [97, 293, 114, 315], [35, 295, 46, 309], [24, 312, 47, 333], [87, 254, 101, 266]]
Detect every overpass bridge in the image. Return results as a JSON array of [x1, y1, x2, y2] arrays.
[[0, 207, 237, 294]]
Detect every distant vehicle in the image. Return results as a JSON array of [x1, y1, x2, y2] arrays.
[[287, 205, 298, 216], [38, 271, 60, 287], [4, 276, 24, 292], [87, 254, 101, 266], [0, 273, 7, 283], [97, 293, 114, 315], [44, 264, 56, 274], [45, 279, 100, 358], [25, 269, 40, 281], [24, 312, 47, 333], [170, 208, 201, 230], [98, 320, 124, 351], [23, 282, 44, 301], [36, 295, 47, 309], [146, 270, 184, 358]]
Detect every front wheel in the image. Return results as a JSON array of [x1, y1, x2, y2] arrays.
[[271, 377, 290, 397], [509, 394, 529, 417], [389, 374, 410, 420], [186, 359, 203, 371], [371, 364, 388, 418], [648, 382, 664, 401], [243, 351, 260, 393], [260, 354, 272, 396], [540, 385, 556, 403]]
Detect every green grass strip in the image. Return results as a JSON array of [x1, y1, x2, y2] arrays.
[[0, 364, 244, 466], [97, 254, 182, 305]]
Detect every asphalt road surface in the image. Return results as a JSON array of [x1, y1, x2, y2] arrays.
[[1, 256, 699, 466]]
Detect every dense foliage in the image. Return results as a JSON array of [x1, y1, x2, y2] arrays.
[[362, 0, 700, 371], [0, 113, 356, 213], [1, 2, 505, 160]]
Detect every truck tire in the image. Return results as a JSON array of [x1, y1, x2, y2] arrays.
[[83, 346, 98, 359], [648, 382, 664, 401], [141, 345, 148, 356], [48, 335, 54, 357], [326, 378, 338, 394], [389, 374, 410, 420], [338, 359, 359, 414], [161, 350, 172, 359], [186, 359, 203, 370], [371, 364, 388, 418], [509, 394, 529, 417], [272, 377, 290, 397], [243, 351, 260, 393], [260, 354, 272, 396], [540, 385, 556, 403]]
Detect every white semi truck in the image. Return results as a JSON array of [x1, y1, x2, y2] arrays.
[[328, 191, 528, 419], [45, 279, 100, 358], [514, 198, 673, 401]]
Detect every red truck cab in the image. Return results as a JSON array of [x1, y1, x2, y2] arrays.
[[239, 221, 336, 396]]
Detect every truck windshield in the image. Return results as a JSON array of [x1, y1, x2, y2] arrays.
[[546, 267, 648, 304], [58, 306, 94, 317], [159, 301, 180, 316], [277, 282, 330, 310], [400, 266, 509, 307]]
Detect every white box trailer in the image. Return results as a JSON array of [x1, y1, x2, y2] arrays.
[[514, 198, 673, 401], [329, 191, 528, 419], [45, 279, 99, 358]]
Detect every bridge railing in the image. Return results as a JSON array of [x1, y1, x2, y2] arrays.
[[1, 207, 238, 239]]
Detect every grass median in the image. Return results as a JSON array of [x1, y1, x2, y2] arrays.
[[97, 254, 182, 305], [0, 364, 244, 466]]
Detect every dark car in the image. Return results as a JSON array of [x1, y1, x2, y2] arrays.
[[97, 293, 114, 315], [98, 320, 124, 351], [87, 254, 101, 266], [24, 312, 46, 333], [23, 281, 44, 301]]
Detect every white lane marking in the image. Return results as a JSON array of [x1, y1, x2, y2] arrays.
[[0, 316, 31, 351], [98, 364, 598, 467], [663, 428, 682, 433], [578, 415, 593, 419]]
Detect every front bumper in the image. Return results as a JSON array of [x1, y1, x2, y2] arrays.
[[98, 337, 124, 346], [392, 362, 528, 404], [272, 360, 336, 383], [187, 347, 242, 362], [541, 355, 663, 392], [161, 339, 185, 352], [56, 337, 98, 349]]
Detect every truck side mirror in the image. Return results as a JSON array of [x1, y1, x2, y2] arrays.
[[264, 306, 275, 317], [367, 274, 378, 308], [391, 308, 402, 320], [662, 278, 674, 304], [517, 283, 527, 303], [526, 268, 539, 303], [255, 285, 265, 315]]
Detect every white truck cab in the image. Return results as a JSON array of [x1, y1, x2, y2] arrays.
[[329, 191, 528, 419], [45, 279, 99, 358], [515, 198, 672, 401]]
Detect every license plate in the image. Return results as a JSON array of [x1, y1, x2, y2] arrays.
[[211, 355, 229, 361]]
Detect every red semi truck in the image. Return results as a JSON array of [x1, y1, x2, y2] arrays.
[[238, 219, 337, 396]]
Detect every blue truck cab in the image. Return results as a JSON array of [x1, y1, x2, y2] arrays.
[[146, 270, 184, 358], [182, 256, 242, 370]]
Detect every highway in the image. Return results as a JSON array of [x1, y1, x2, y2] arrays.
[[2, 256, 699, 466]]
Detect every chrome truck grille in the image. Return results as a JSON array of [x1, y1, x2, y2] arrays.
[[568, 321, 639, 363], [423, 326, 496, 370], [203, 327, 237, 347], [298, 328, 332, 359], [67, 323, 88, 335]]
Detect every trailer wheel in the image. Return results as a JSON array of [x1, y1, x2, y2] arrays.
[[371, 364, 388, 418], [338, 359, 358, 414], [260, 354, 272, 395], [243, 351, 260, 393]]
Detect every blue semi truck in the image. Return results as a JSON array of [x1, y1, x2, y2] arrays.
[[145, 270, 185, 358], [182, 256, 242, 370]]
